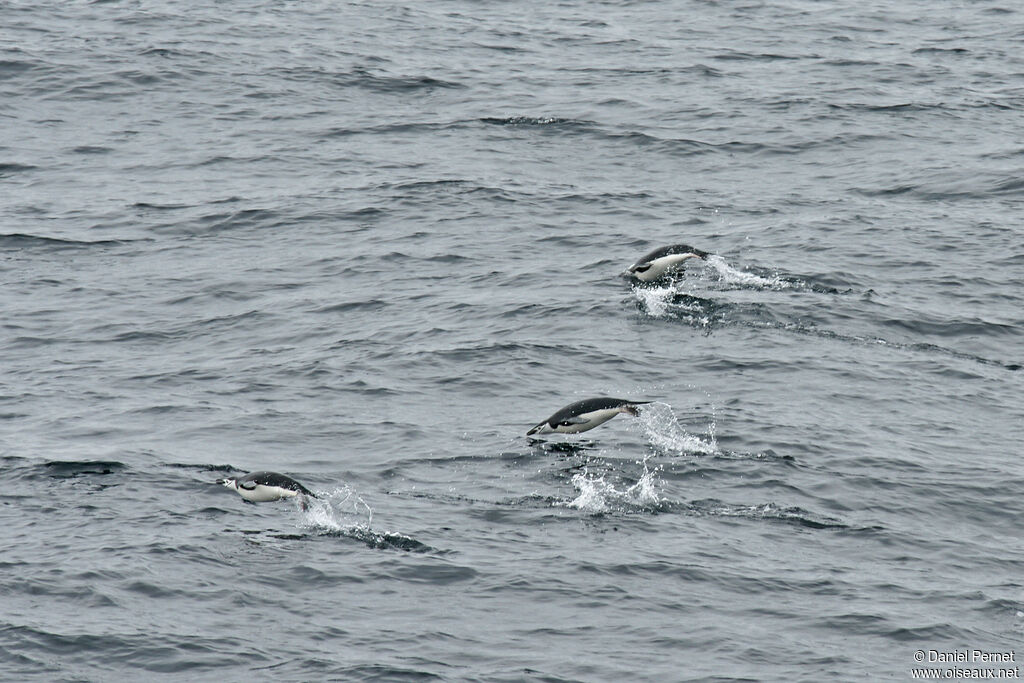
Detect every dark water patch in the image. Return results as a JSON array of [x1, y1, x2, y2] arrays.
[[831, 102, 937, 113], [684, 500, 849, 530], [577, 63, 723, 78], [320, 120, 452, 139], [528, 439, 597, 455], [859, 174, 1024, 201], [382, 178, 529, 204], [806, 325, 1018, 371], [912, 47, 970, 55], [468, 117, 779, 160], [165, 463, 238, 474], [634, 286, 1019, 371], [312, 377, 401, 397], [814, 613, 893, 636], [132, 201, 193, 211], [327, 664, 444, 681], [325, 527, 435, 553], [536, 233, 598, 248], [496, 493, 562, 509], [2, 576, 118, 607], [261, 524, 436, 553], [991, 177, 1024, 195], [7, 335, 65, 349], [0, 624, 259, 673], [0, 60, 36, 78], [126, 404, 218, 416], [712, 51, 805, 61], [552, 189, 655, 205], [71, 145, 112, 154], [89, 311, 267, 344], [156, 207, 284, 235], [878, 315, 1017, 338], [385, 178, 484, 193], [38, 460, 127, 480], [699, 449, 796, 464], [109, 329, 180, 343], [55, 79, 136, 101], [122, 580, 186, 600], [274, 65, 463, 92], [0, 162, 37, 176], [166, 285, 260, 305], [885, 623, 969, 642], [631, 134, 767, 158], [737, 267, 844, 294], [347, 72, 466, 93], [479, 115, 582, 127], [472, 42, 532, 54], [575, 560, 716, 581], [125, 368, 225, 387], [0, 233, 126, 250], [138, 47, 196, 59]]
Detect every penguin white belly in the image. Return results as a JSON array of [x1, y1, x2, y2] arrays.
[[636, 254, 697, 281], [238, 485, 299, 503], [561, 408, 623, 433]]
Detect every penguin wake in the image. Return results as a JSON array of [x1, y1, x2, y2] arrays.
[[560, 460, 664, 514], [704, 254, 796, 290], [298, 487, 429, 551], [298, 485, 374, 532], [631, 401, 719, 456]]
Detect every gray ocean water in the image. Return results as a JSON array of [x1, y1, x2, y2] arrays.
[[2, 1, 1023, 681]]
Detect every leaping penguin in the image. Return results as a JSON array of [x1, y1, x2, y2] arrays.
[[527, 397, 652, 436], [626, 244, 709, 282], [217, 471, 318, 507]]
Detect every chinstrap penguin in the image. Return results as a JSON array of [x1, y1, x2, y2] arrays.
[[218, 471, 318, 506], [626, 244, 709, 282], [527, 397, 652, 436]]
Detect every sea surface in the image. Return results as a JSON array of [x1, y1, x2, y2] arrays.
[[2, 1, 1023, 681]]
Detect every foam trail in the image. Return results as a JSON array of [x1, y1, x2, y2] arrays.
[[706, 254, 793, 290], [633, 401, 718, 455], [562, 462, 662, 514]]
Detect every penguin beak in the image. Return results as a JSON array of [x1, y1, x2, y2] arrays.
[[527, 422, 552, 436]]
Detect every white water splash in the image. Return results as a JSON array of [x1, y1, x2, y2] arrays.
[[633, 401, 718, 455], [705, 254, 793, 290], [631, 283, 675, 317], [562, 462, 662, 514], [630, 282, 711, 326], [298, 485, 373, 533]]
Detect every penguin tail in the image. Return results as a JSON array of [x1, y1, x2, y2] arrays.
[[623, 401, 653, 416]]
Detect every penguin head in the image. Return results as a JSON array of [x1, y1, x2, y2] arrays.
[[216, 477, 239, 491], [527, 421, 555, 436]]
